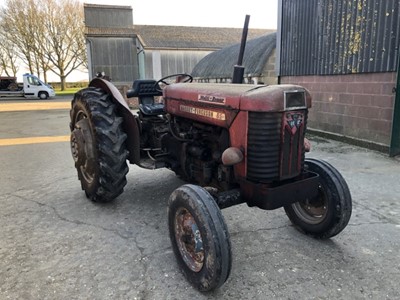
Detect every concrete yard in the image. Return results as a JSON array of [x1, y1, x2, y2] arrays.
[[0, 101, 399, 299]]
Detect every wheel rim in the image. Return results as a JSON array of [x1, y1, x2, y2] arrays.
[[291, 184, 328, 224], [72, 110, 96, 183], [174, 207, 204, 272]]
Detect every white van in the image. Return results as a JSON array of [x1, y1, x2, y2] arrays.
[[0, 74, 56, 99], [23, 74, 56, 99]]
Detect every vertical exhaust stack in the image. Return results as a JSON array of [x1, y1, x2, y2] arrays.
[[232, 15, 250, 84]]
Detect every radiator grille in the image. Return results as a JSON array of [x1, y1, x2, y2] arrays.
[[247, 112, 282, 182], [247, 111, 307, 183]]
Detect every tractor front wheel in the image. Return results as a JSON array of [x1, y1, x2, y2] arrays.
[[69, 87, 129, 202], [168, 184, 232, 291], [284, 158, 352, 239]]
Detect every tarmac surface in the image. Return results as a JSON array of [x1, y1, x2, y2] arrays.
[[0, 99, 399, 299]]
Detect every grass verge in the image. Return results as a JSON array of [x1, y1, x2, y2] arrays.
[[55, 88, 81, 96]]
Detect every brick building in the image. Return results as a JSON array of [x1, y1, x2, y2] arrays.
[[277, 0, 400, 156]]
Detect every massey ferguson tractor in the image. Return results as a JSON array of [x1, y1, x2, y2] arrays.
[[69, 20, 351, 292]]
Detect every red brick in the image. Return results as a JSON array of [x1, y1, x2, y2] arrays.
[[320, 82, 347, 93], [308, 113, 317, 123], [310, 83, 326, 93], [357, 73, 375, 82], [317, 112, 329, 123], [368, 119, 392, 133], [316, 93, 329, 102], [334, 83, 348, 93], [321, 122, 344, 134], [310, 92, 322, 100], [381, 83, 396, 96], [319, 102, 330, 112], [348, 82, 381, 95], [358, 72, 395, 83], [324, 75, 342, 83], [347, 83, 364, 94], [344, 105, 359, 116], [302, 76, 316, 83], [343, 116, 359, 128], [353, 94, 372, 106], [327, 112, 344, 125], [370, 95, 394, 108], [338, 93, 353, 104], [329, 103, 345, 114], [280, 77, 290, 84], [311, 101, 321, 110], [358, 106, 380, 119], [380, 108, 394, 121], [340, 74, 356, 82], [374, 72, 396, 83]]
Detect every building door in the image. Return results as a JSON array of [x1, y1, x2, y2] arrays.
[[390, 53, 400, 157]]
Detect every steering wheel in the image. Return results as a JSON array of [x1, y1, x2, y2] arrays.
[[154, 73, 193, 92]]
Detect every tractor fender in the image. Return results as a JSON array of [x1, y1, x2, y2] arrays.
[[89, 78, 140, 164]]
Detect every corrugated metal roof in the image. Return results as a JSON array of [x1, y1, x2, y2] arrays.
[[85, 27, 136, 37], [279, 0, 400, 75], [191, 33, 276, 78], [134, 25, 273, 50]]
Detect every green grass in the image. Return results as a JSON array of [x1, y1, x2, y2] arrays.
[[55, 88, 82, 96]]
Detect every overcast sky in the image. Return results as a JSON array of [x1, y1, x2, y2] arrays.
[[83, 0, 278, 29]]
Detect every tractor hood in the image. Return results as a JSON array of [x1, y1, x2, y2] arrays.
[[163, 83, 312, 112]]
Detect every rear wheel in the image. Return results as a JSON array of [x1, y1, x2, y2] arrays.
[[168, 184, 232, 291], [69, 87, 129, 202], [284, 158, 352, 239]]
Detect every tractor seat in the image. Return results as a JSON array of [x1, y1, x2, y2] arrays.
[[126, 79, 164, 115]]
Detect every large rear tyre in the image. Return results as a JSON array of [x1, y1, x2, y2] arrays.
[[69, 87, 129, 202], [284, 158, 352, 239], [168, 184, 232, 292]]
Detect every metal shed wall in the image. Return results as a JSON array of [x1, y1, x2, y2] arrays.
[[87, 37, 138, 83], [143, 50, 212, 79], [279, 0, 400, 76], [84, 5, 133, 29]]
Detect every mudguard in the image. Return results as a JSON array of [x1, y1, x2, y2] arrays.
[[89, 78, 140, 164]]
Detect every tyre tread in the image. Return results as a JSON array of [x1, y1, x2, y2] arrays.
[[70, 87, 128, 202]]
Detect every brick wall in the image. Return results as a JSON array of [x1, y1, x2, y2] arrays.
[[260, 49, 278, 85], [281, 72, 396, 146]]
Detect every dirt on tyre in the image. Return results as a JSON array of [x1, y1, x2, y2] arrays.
[[284, 158, 352, 239], [168, 184, 232, 292], [69, 87, 129, 202]]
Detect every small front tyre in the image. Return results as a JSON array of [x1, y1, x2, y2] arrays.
[[284, 158, 352, 239], [168, 184, 232, 292]]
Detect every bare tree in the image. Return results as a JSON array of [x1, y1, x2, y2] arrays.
[[0, 0, 87, 89], [41, 0, 86, 90], [0, 0, 39, 75], [0, 33, 19, 77]]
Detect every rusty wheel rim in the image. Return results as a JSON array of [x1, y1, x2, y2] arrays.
[[73, 111, 96, 183], [174, 207, 204, 272], [292, 184, 328, 224]]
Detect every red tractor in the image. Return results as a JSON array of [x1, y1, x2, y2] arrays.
[[69, 73, 352, 291]]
